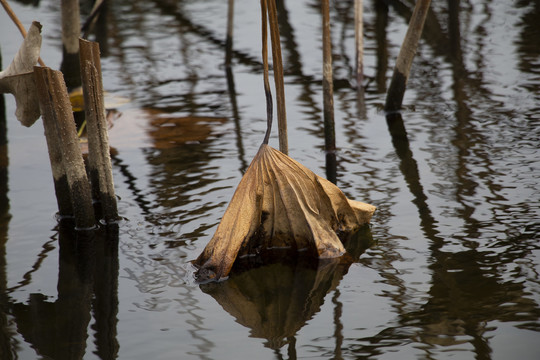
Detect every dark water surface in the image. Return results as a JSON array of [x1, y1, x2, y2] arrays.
[[1, 0, 539, 359]]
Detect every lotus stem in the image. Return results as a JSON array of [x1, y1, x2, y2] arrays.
[[261, 0, 273, 145], [0, 0, 46, 66], [266, 0, 288, 154]]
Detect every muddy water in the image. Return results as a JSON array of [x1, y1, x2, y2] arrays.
[[1, 0, 539, 359]]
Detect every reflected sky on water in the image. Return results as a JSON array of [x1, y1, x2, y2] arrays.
[[0, 0, 539, 359]]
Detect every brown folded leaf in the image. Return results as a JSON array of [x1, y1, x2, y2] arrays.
[[194, 144, 376, 282], [0, 21, 42, 126]]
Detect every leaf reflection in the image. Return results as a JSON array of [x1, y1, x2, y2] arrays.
[[200, 226, 374, 352]]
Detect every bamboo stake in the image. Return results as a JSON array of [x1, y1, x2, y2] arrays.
[[34, 66, 95, 229], [266, 0, 288, 155], [384, 0, 431, 113], [79, 39, 118, 223]]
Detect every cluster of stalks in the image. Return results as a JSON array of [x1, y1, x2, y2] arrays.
[[1, 0, 117, 229]]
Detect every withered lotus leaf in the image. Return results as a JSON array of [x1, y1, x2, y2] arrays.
[[194, 144, 375, 282], [0, 21, 42, 127]]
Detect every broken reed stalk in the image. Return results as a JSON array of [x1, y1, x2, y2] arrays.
[[0, 0, 46, 66], [321, 0, 337, 183], [266, 0, 288, 155], [81, 0, 106, 36], [321, 0, 335, 152], [225, 0, 235, 68], [34, 66, 95, 229], [1, 51, 8, 218], [79, 38, 118, 223], [39, 87, 73, 218], [354, 0, 367, 117], [60, 0, 81, 89], [384, 0, 431, 113], [355, 0, 364, 88]]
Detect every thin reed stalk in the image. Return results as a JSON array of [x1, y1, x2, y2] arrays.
[[322, 0, 336, 182], [225, 0, 235, 68], [0, 0, 45, 66], [355, 0, 364, 88], [384, 0, 431, 113]]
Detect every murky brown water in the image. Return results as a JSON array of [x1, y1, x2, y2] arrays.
[[1, 0, 539, 359]]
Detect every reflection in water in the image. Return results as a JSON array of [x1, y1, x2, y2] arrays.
[[385, 112, 441, 244], [9, 225, 119, 360], [201, 226, 374, 353], [377, 1, 540, 357], [142, 110, 230, 239]]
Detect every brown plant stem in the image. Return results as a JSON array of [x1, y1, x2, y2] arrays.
[[81, 0, 106, 36], [322, 0, 336, 183], [355, 0, 366, 117], [225, 0, 235, 68], [261, 0, 273, 145], [266, 0, 288, 154], [34, 66, 95, 229], [79, 38, 118, 223], [384, 0, 431, 113], [60, 0, 82, 89], [0, 0, 46, 66], [355, 0, 364, 88]]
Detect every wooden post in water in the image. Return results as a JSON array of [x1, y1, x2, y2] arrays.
[[322, 0, 337, 183], [34, 67, 73, 218], [384, 0, 431, 113], [34, 66, 95, 229], [79, 39, 118, 223]]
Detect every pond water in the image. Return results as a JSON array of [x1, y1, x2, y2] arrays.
[[1, 0, 539, 359]]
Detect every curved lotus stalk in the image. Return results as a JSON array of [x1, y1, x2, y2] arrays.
[[194, 144, 376, 282]]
